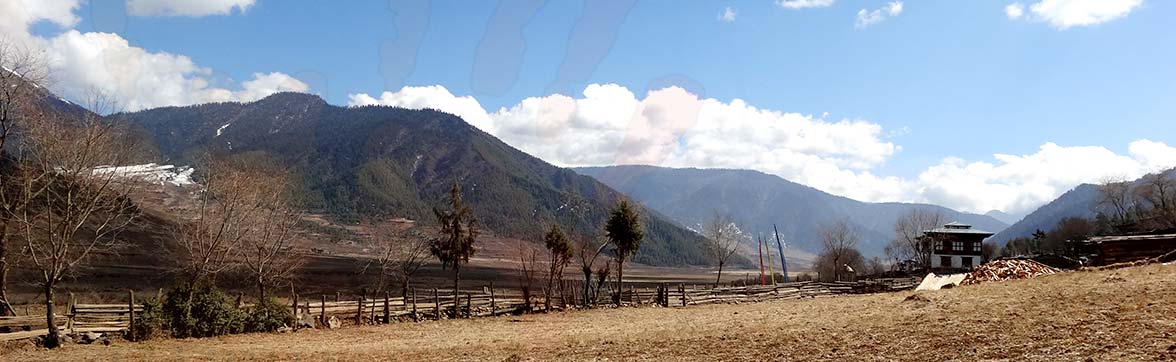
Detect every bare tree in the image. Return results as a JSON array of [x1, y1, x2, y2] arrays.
[[10, 96, 141, 347], [171, 160, 267, 301], [0, 39, 48, 316], [575, 235, 609, 307], [516, 241, 540, 312], [702, 213, 741, 287], [542, 225, 572, 310], [1099, 177, 1135, 225], [365, 220, 430, 298], [1136, 170, 1176, 228], [865, 256, 886, 277], [239, 174, 304, 301], [891, 209, 943, 271], [815, 220, 862, 282]]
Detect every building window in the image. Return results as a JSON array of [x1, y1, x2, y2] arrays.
[[940, 256, 951, 268], [972, 242, 982, 252], [962, 257, 973, 268], [952, 241, 963, 251]]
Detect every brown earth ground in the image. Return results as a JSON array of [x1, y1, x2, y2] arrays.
[[4, 262, 1174, 361]]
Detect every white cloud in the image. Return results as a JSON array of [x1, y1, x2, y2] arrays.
[[916, 141, 1176, 214], [348, 85, 1176, 216], [856, 2, 903, 29], [777, 0, 835, 10], [1010, 0, 1142, 29], [127, 0, 256, 17], [720, 7, 737, 23], [1005, 3, 1025, 19], [349, 84, 905, 202], [0, 1, 308, 111]]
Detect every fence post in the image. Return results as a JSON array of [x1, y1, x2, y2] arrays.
[[356, 291, 364, 325], [432, 288, 440, 321], [679, 284, 686, 306], [66, 292, 75, 333], [410, 287, 418, 322], [465, 293, 472, 318], [292, 292, 299, 322], [489, 282, 496, 316], [335, 291, 340, 303], [320, 295, 326, 327], [127, 290, 135, 341], [384, 291, 391, 324]]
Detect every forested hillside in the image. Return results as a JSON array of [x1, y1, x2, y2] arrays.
[[111, 93, 713, 266]]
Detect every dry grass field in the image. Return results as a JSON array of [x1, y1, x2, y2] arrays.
[[4, 263, 1174, 361]]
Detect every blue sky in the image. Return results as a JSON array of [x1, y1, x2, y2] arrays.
[[6, 0, 1176, 216]]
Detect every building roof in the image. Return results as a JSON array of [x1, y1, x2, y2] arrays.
[[1087, 233, 1176, 243], [923, 221, 995, 236]]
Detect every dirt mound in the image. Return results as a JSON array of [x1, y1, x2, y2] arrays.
[[960, 259, 1060, 285]]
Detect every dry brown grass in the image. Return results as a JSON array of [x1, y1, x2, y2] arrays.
[[5, 263, 1175, 361]]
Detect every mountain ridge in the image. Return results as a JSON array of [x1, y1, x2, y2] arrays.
[[573, 165, 1009, 257], [110, 92, 717, 266]]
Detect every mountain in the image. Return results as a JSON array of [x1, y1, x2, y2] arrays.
[[985, 210, 1022, 225], [109, 93, 713, 266], [988, 185, 1102, 245], [573, 165, 1009, 257]]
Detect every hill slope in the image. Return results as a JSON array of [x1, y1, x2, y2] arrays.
[[988, 184, 1102, 245], [111, 93, 712, 266], [574, 165, 1009, 256]]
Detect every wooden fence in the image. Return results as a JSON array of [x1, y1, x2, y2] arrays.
[[1, 278, 918, 341], [0, 291, 142, 342]]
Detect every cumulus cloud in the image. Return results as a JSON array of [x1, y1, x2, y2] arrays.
[[777, 0, 835, 10], [348, 84, 1176, 215], [347, 85, 494, 131], [856, 2, 903, 29], [349, 83, 906, 202], [127, 0, 256, 17], [0, 0, 308, 111], [719, 7, 737, 23], [916, 141, 1176, 214], [1010, 0, 1142, 29], [1005, 3, 1025, 19]]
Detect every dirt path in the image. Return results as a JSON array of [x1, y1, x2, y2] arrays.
[[5, 263, 1175, 361]]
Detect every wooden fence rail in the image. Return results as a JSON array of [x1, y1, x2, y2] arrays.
[[1, 278, 918, 341]]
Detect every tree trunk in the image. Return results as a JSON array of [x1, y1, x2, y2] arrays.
[[582, 268, 592, 307], [714, 262, 725, 288], [452, 267, 460, 318], [614, 260, 624, 305], [44, 281, 59, 348], [258, 278, 267, 302], [0, 223, 12, 316]]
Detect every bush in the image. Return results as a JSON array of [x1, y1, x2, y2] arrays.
[[162, 284, 245, 338], [130, 298, 166, 341], [243, 297, 295, 333]]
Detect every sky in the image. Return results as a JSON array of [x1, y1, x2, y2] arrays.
[[3, 0, 1176, 217]]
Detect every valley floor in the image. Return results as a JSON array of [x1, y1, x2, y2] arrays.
[[4, 263, 1175, 361]]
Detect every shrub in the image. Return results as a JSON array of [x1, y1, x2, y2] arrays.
[[162, 284, 245, 338], [243, 297, 295, 333], [129, 298, 166, 341]]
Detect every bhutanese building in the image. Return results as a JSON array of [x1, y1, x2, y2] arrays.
[[926, 222, 994, 270]]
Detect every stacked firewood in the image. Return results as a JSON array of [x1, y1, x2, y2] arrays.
[[960, 259, 1060, 285]]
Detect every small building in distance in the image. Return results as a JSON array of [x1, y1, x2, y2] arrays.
[[925, 222, 994, 270], [1077, 232, 1176, 266]]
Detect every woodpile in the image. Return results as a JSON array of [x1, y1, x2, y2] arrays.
[[960, 260, 1060, 285]]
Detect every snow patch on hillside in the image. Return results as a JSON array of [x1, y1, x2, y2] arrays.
[[216, 123, 231, 137], [93, 163, 195, 186]]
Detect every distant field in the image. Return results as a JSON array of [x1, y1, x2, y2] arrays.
[[5, 263, 1174, 361]]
